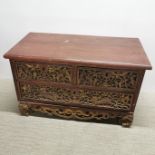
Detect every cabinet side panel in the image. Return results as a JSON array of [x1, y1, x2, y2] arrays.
[[10, 60, 21, 101], [131, 70, 145, 111]]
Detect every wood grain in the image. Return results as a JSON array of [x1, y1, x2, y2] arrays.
[[4, 32, 152, 70]]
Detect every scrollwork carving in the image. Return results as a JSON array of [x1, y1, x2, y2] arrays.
[[19, 83, 133, 110], [16, 62, 72, 83], [19, 103, 121, 121], [121, 112, 133, 127], [78, 67, 139, 90]]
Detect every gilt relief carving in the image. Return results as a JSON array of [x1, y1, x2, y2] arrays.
[[16, 62, 72, 83], [78, 67, 139, 90], [19, 83, 133, 110]]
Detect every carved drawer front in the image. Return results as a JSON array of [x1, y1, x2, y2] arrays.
[[15, 62, 72, 83], [78, 67, 139, 90], [19, 82, 134, 111]]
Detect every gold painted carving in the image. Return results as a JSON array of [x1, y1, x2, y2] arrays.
[[19, 103, 133, 127], [20, 83, 133, 110], [19, 103, 121, 120], [78, 67, 139, 89], [121, 112, 133, 127], [16, 62, 72, 83]]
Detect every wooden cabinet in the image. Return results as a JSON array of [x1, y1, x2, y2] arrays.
[[4, 33, 152, 127]]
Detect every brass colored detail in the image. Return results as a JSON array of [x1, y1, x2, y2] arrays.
[[121, 112, 133, 127], [19, 83, 133, 110], [15, 62, 72, 83], [19, 103, 123, 121], [18, 103, 30, 116], [78, 67, 139, 90]]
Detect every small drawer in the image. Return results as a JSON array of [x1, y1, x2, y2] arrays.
[[15, 62, 72, 83], [19, 82, 134, 111], [78, 67, 140, 90]]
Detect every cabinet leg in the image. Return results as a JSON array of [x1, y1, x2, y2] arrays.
[[121, 112, 133, 127], [18, 103, 30, 116]]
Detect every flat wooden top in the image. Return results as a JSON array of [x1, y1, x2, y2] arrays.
[[4, 32, 152, 70]]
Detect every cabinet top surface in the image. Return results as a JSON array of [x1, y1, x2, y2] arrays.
[[4, 32, 152, 69]]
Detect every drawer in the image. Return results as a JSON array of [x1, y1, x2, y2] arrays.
[[18, 82, 134, 111], [78, 67, 140, 90], [15, 62, 72, 83]]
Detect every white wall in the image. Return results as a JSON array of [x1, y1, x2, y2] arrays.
[[0, 0, 154, 91]]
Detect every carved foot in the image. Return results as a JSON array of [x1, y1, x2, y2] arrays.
[[121, 112, 133, 127], [18, 103, 30, 116]]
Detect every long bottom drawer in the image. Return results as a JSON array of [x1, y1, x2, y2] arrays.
[[18, 82, 134, 111]]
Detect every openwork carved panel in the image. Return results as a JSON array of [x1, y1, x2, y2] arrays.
[[78, 67, 139, 90], [15, 62, 72, 83], [19, 83, 133, 110], [19, 102, 133, 127], [19, 102, 122, 120]]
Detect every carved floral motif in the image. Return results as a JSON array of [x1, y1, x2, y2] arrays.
[[19, 83, 133, 110], [16, 62, 72, 83], [19, 103, 120, 120], [78, 67, 139, 89], [14, 62, 137, 127], [19, 103, 133, 127]]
